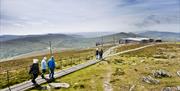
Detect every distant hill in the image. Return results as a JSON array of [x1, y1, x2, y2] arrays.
[[0, 32, 140, 60], [0, 35, 25, 42], [93, 32, 142, 43], [0, 34, 90, 59], [138, 31, 180, 41], [72, 32, 116, 38]]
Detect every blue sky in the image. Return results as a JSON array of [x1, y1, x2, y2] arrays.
[[0, 0, 180, 35]]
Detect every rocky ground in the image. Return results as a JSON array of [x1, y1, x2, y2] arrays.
[[108, 43, 180, 91]]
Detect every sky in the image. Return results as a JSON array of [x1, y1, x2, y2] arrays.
[[0, 0, 180, 35]]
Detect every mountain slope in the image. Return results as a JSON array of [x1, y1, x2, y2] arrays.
[[0, 35, 25, 42], [0, 32, 140, 60], [0, 34, 86, 59], [92, 32, 142, 43]]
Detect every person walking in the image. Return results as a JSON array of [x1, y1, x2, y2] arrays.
[[41, 57, 47, 79], [99, 49, 103, 60], [96, 48, 99, 60], [48, 56, 56, 80], [29, 59, 40, 85]]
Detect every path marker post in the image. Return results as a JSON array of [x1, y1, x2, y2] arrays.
[[6, 70, 11, 91]]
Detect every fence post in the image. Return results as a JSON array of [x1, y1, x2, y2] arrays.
[[60, 58, 62, 70], [71, 57, 73, 66], [79, 57, 81, 64], [6, 70, 11, 91]]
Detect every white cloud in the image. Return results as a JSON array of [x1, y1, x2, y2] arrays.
[[0, 0, 179, 35]]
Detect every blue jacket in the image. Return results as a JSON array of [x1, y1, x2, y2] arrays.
[[48, 57, 55, 69]]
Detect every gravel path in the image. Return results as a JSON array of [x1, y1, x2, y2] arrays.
[[103, 65, 113, 91]]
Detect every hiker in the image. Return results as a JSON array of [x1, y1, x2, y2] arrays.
[[41, 57, 47, 79], [96, 48, 99, 60], [29, 59, 40, 85], [99, 49, 103, 60], [48, 56, 56, 80]]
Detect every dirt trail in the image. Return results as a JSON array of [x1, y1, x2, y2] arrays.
[[102, 44, 123, 91], [103, 64, 113, 91]]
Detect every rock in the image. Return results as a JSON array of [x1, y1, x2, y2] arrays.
[[49, 83, 70, 89], [129, 85, 135, 91], [153, 55, 168, 59], [177, 86, 180, 90], [142, 76, 159, 84], [153, 69, 171, 78], [161, 87, 172, 91], [161, 87, 179, 91], [177, 71, 180, 77], [140, 60, 145, 63]]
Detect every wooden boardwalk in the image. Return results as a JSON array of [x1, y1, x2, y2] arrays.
[[1, 43, 157, 91]]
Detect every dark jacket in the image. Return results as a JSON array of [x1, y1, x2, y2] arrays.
[[96, 50, 99, 55], [99, 50, 103, 56], [48, 57, 56, 69], [29, 63, 40, 74]]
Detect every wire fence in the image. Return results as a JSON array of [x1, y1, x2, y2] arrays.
[[0, 51, 95, 89]]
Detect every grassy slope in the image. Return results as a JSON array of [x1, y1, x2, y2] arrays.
[[110, 43, 180, 91], [0, 45, 113, 89], [30, 43, 180, 91], [115, 43, 147, 53], [31, 60, 110, 91]]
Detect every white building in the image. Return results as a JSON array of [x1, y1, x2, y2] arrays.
[[119, 37, 153, 44]]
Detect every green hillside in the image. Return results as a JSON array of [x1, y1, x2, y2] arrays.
[[0, 32, 141, 59]]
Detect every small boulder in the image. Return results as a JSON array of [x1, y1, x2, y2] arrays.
[[161, 87, 172, 91], [177, 71, 180, 77], [142, 76, 160, 84], [153, 69, 171, 78], [177, 86, 180, 90], [129, 85, 135, 91], [161, 87, 179, 91], [153, 55, 168, 59], [49, 83, 70, 89]]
